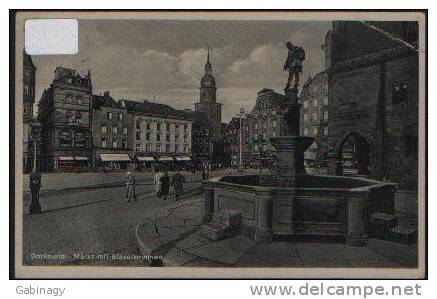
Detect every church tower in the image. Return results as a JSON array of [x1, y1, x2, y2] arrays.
[[194, 45, 223, 161], [199, 45, 217, 103]]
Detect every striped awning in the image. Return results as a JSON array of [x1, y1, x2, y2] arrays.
[[100, 154, 131, 162], [137, 156, 155, 162], [59, 156, 74, 161], [75, 156, 89, 161], [158, 156, 174, 162], [175, 156, 191, 161]]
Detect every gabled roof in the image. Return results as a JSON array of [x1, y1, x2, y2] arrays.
[[92, 94, 119, 109], [122, 99, 192, 121]]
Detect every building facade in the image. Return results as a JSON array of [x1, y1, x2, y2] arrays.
[[38, 67, 93, 171], [244, 89, 287, 166], [91, 92, 132, 168], [123, 99, 192, 168], [23, 52, 37, 173], [328, 21, 419, 189], [299, 72, 329, 164], [194, 47, 223, 162]]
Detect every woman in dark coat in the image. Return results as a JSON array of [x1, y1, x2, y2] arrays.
[[159, 170, 170, 201], [171, 170, 186, 201]]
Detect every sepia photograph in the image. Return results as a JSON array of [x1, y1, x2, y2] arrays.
[[12, 11, 427, 279]]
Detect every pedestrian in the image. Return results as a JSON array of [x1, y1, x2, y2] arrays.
[[201, 169, 209, 181], [171, 170, 186, 201], [159, 169, 171, 201], [154, 166, 162, 198], [125, 171, 136, 202]]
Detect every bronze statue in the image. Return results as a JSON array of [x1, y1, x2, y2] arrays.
[[283, 41, 305, 90]]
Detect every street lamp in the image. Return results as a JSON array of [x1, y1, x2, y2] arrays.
[[236, 108, 245, 171]]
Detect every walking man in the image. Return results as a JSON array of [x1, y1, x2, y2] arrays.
[[125, 171, 136, 202], [159, 169, 171, 201], [171, 170, 186, 201]]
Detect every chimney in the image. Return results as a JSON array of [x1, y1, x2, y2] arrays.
[[104, 91, 110, 98]]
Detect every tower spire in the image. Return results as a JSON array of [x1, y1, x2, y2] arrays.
[[205, 44, 212, 75]]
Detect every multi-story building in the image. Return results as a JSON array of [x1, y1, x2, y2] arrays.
[[38, 67, 92, 171], [194, 47, 223, 163], [245, 89, 287, 165], [123, 99, 192, 167], [299, 72, 329, 164], [328, 21, 419, 189], [91, 91, 132, 168], [23, 52, 37, 173]]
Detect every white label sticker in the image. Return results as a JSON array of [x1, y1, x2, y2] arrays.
[[25, 19, 78, 55]]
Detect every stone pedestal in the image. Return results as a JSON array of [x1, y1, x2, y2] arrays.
[[270, 87, 313, 187], [254, 191, 274, 243], [202, 182, 215, 224], [346, 192, 368, 247], [270, 136, 313, 187]]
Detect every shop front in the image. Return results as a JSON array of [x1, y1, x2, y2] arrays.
[[99, 153, 132, 170], [135, 155, 156, 171]]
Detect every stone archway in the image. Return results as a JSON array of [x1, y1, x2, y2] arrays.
[[336, 132, 371, 176]]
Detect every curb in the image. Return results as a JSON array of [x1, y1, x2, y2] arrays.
[[23, 179, 203, 194], [134, 191, 204, 267]]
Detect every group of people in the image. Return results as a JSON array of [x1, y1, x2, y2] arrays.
[[124, 166, 186, 202], [153, 167, 186, 201]]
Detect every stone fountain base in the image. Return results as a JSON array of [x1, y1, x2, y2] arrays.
[[202, 173, 397, 246]]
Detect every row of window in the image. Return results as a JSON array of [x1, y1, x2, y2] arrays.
[[23, 103, 33, 115], [135, 143, 190, 153], [65, 111, 84, 124], [136, 121, 188, 132], [303, 126, 328, 137], [23, 84, 34, 97], [250, 110, 277, 119], [136, 131, 189, 142], [101, 124, 128, 135], [101, 137, 128, 149], [64, 94, 86, 105], [303, 97, 329, 109], [303, 111, 328, 122], [59, 130, 87, 148], [107, 112, 124, 121]]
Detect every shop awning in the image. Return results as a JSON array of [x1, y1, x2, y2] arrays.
[[59, 156, 75, 161], [158, 156, 174, 162], [175, 156, 191, 161], [75, 157, 89, 161], [100, 154, 131, 162], [137, 156, 156, 162]]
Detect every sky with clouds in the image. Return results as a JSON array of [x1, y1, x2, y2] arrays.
[[32, 19, 331, 122]]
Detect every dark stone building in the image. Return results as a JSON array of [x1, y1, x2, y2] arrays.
[[189, 110, 212, 166], [38, 67, 93, 171], [299, 72, 329, 164], [194, 47, 223, 163], [328, 21, 419, 189], [23, 52, 37, 173]]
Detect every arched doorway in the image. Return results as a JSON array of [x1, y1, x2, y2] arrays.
[[337, 132, 370, 176]]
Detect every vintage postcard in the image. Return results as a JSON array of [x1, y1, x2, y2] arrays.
[[12, 11, 427, 278]]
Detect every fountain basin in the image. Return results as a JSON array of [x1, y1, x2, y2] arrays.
[[202, 173, 397, 246]]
